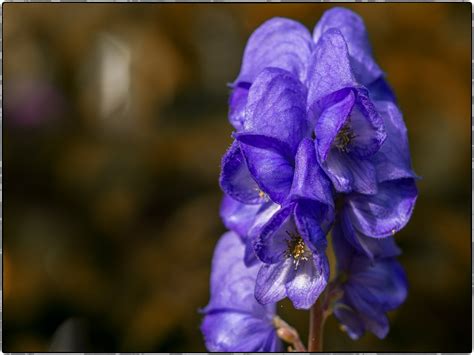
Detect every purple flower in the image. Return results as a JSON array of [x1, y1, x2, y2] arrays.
[[221, 137, 334, 309], [209, 8, 418, 344], [331, 224, 408, 339], [201, 231, 282, 351], [335, 100, 418, 248]]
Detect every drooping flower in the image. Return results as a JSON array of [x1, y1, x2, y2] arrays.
[[331, 223, 408, 339], [213, 8, 418, 337], [201, 231, 282, 352], [221, 136, 334, 309], [334, 100, 418, 255]]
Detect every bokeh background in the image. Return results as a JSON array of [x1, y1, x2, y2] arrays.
[[3, 3, 471, 352]]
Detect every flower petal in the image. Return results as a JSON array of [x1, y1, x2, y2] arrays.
[[229, 82, 250, 131], [347, 178, 418, 238], [307, 29, 357, 107], [289, 137, 334, 207], [350, 256, 408, 311], [206, 231, 261, 313], [201, 311, 279, 352], [343, 286, 390, 339], [348, 88, 386, 159], [285, 252, 329, 309], [237, 134, 295, 204], [252, 204, 294, 264], [313, 7, 383, 86], [220, 195, 271, 240], [235, 17, 313, 85], [333, 302, 365, 340], [367, 77, 397, 103], [220, 194, 264, 238], [219, 141, 262, 204], [325, 148, 378, 194], [243, 67, 309, 154], [338, 209, 401, 260], [294, 199, 333, 254], [372, 101, 418, 182], [255, 258, 293, 305]]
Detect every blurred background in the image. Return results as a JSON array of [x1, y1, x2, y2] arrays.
[[3, 3, 471, 352]]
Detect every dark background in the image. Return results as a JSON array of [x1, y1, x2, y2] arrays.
[[3, 3, 471, 352]]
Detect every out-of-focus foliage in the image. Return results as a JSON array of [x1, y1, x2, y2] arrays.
[[3, 3, 471, 352]]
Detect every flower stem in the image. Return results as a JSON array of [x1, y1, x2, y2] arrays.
[[308, 296, 326, 351]]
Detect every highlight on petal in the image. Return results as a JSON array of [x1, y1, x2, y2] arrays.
[[347, 178, 418, 238], [255, 258, 293, 305], [285, 252, 329, 309], [307, 28, 357, 107], [219, 141, 263, 204], [235, 17, 313, 85], [243, 67, 310, 154], [313, 7, 384, 86]]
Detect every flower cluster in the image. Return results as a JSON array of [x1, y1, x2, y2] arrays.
[[202, 7, 418, 351]]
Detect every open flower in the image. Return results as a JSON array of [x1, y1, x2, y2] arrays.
[[335, 100, 418, 254], [201, 231, 282, 351], [331, 225, 408, 339], [208, 7, 418, 346]]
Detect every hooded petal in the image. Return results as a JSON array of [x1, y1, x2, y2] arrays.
[[372, 101, 418, 182], [348, 88, 386, 159], [307, 29, 357, 108], [201, 311, 279, 352], [237, 134, 295, 204], [242, 67, 310, 154], [285, 252, 329, 309], [314, 88, 355, 162], [219, 141, 262, 204], [255, 258, 293, 305], [289, 137, 334, 207], [347, 178, 418, 238], [235, 17, 313, 85], [313, 7, 383, 86]]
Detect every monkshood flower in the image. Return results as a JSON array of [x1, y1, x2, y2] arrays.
[[201, 231, 282, 352], [331, 223, 408, 339], [221, 136, 334, 309], [228, 7, 393, 132], [334, 100, 418, 254]]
